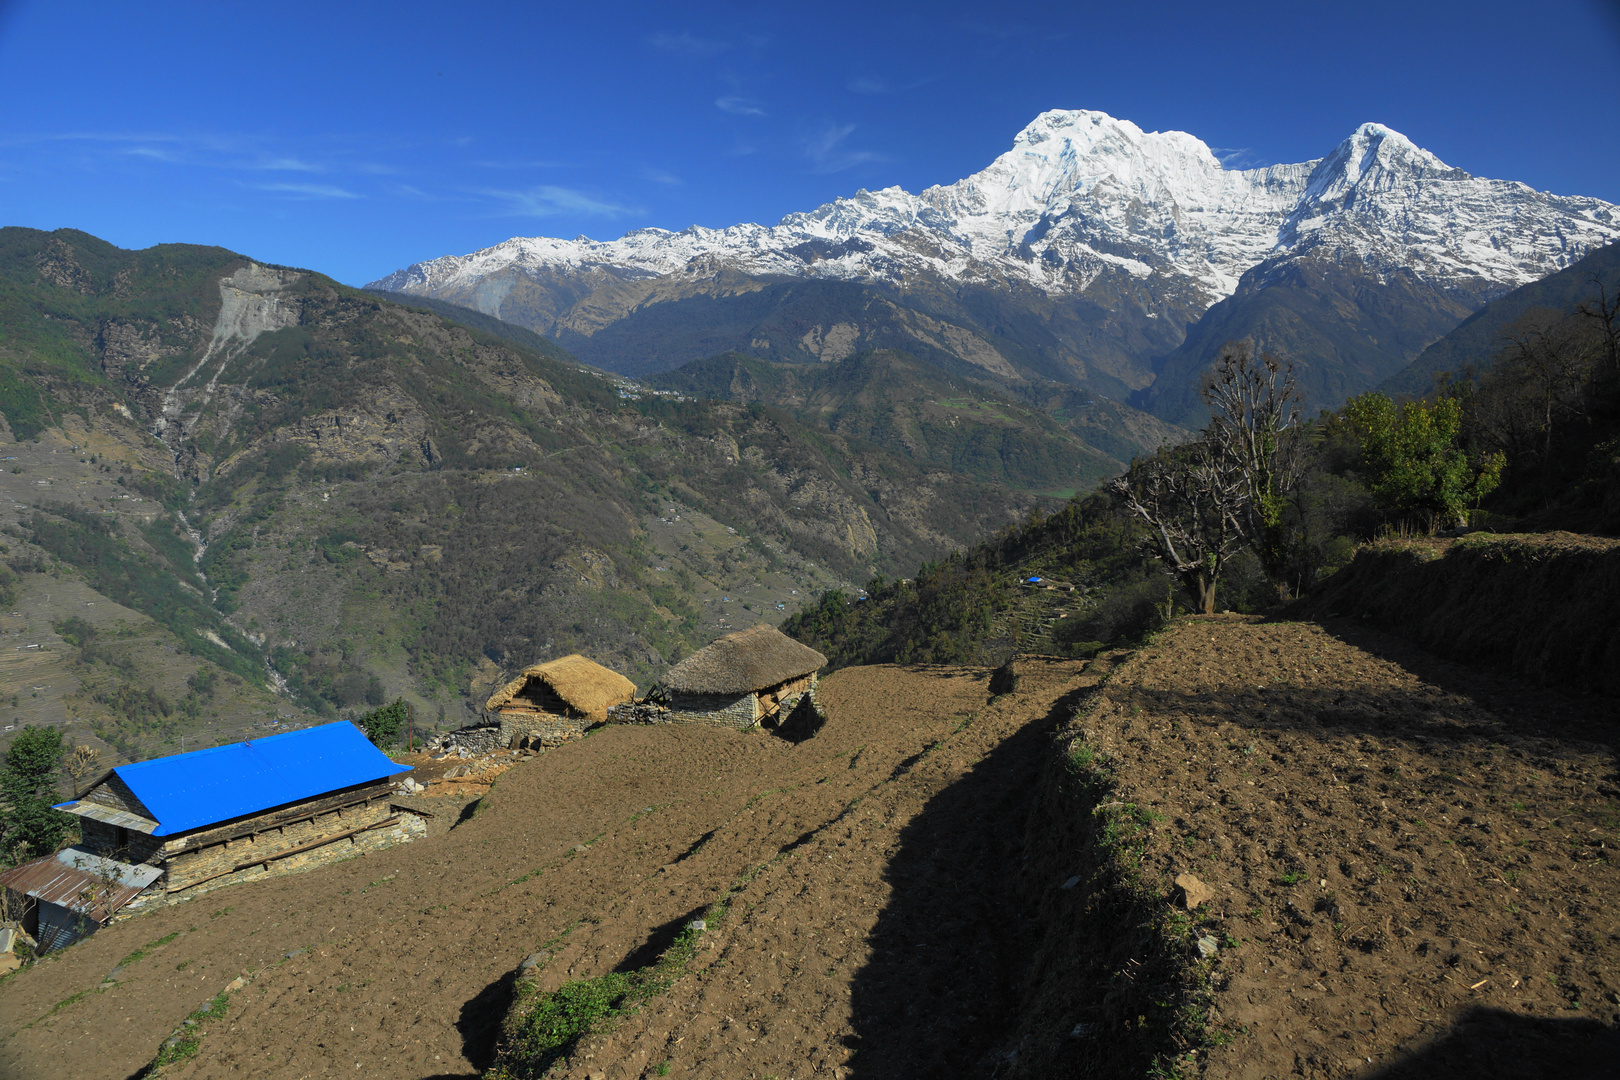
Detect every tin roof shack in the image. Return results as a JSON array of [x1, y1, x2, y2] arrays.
[[483, 654, 636, 750], [44, 721, 422, 905], [655, 625, 827, 729], [0, 848, 162, 953]]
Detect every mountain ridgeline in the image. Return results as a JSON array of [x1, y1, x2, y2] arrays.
[[0, 226, 1090, 751], [371, 109, 1620, 430]]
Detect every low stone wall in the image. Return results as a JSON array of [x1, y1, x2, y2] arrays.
[[500, 713, 591, 749], [607, 701, 674, 725], [667, 691, 759, 730], [428, 712, 593, 754]]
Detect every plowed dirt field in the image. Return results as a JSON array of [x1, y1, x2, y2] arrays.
[[0, 660, 1096, 1080], [3, 616, 1617, 1080]]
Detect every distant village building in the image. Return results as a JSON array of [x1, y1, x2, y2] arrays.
[[653, 625, 827, 729], [1, 722, 418, 952], [485, 655, 637, 748], [428, 654, 638, 756]]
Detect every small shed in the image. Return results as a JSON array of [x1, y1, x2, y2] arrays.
[[484, 654, 636, 748], [0, 847, 162, 953], [40, 721, 419, 909], [655, 625, 827, 729]]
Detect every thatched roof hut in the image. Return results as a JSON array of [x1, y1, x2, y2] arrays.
[[659, 625, 827, 696], [486, 655, 635, 720]]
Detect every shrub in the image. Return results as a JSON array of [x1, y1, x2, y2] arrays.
[[356, 699, 407, 747]]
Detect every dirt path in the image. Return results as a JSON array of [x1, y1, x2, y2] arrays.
[[0, 660, 1093, 1080]]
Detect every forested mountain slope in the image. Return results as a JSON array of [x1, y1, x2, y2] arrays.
[[0, 227, 1059, 758]]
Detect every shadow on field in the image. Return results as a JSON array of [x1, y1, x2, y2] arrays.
[[845, 686, 1089, 1079], [454, 967, 517, 1073], [1298, 617, 1620, 751], [613, 904, 710, 973], [1358, 1006, 1620, 1079]]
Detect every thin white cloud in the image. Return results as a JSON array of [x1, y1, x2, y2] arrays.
[[386, 183, 436, 201], [804, 124, 888, 174], [125, 145, 184, 163], [254, 182, 362, 199], [847, 75, 936, 95], [646, 30, 728, 56], [639, 167, 683, 186], [716, 96, 766, 117], [1212, 146, 1267, 169], [248, 156, 322, 172], [481, 184, 635, 218]]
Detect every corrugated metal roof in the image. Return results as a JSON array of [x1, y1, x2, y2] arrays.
[[0, 848, 162, 922], [58, 802, 160, 833], [54, 721, 409, 836]]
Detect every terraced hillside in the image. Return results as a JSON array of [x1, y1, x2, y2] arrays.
[[4, 611, 1616, 1079]]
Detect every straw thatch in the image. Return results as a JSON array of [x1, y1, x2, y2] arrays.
[[658, 625, 827, 696], [485, 655, 636, 719]]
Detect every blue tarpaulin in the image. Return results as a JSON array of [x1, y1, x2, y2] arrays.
[[58, 721, 409, 836]]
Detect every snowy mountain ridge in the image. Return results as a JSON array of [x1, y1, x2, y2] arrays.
[[372, 110, 1620, 314]]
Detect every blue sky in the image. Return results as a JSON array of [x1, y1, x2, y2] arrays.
[[2, 0, 1617, 286]]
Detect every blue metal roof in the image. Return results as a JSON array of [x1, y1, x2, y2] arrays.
[[59, 722, 409, 836]]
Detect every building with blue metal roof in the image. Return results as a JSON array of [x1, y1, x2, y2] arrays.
[[39, 721, 422, 912]]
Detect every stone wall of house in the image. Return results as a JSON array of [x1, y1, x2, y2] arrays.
[[499, 712, 591, 749], [163, 794, 404, 892], [78, 818, 165, 867], [667, 692, 759, 730], [607, 700, 674, 725], [160, 810, 427, 901]]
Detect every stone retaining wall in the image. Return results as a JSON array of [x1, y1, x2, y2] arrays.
[[166, 795, 400, 891]]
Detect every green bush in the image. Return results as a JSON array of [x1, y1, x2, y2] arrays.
[[356, 699, 407, 747], [0, 726, 73, 865]]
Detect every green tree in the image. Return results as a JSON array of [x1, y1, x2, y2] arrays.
[[356, 698, 408, 747], [0, 726, 74, 866], [1344, 392, 1505, 529]]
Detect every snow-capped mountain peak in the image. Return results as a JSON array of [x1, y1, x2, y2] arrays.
[[371, 108, 1619, 316]]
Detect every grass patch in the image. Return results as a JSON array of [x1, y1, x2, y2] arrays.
[[117, 931, 180, 969], [493, 902, 726, 1079], [147, 990, 232, 1073]]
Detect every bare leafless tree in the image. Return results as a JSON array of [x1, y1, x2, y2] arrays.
[[1575, 272, 1620, 374], [1111, 342, 1305, 614], [1200, 342, 1305, 582], [61, 745, 101, 800], [1110, 437, 1248, 615], [1496, 307, 1599, 460]]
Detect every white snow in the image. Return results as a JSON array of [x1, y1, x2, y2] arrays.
[[371, 109, 1620, 312]]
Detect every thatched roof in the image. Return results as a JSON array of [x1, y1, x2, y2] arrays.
[[485, 655, 635, 718], [658, 625, 826, 696]]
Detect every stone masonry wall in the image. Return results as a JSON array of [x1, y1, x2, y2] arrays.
[[150, 810, 427, 904], [78, 818, 166, 867], [164, 795, 400, 891], [499, 712, 590, 748], [667, 692, 759, 730]]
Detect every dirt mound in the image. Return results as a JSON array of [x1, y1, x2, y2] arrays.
[[1291, 532, 1620, 696]]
